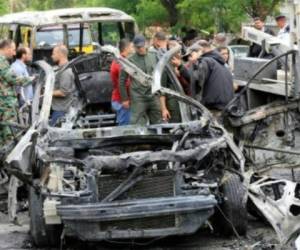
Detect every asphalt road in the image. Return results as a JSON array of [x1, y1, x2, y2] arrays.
[[0, 212, 296, 250]]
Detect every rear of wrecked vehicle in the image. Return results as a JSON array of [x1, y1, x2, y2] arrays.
[[5, 47, 247, 246]]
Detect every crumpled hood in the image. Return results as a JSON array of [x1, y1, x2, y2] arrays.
[[202, 50, 225, 65]]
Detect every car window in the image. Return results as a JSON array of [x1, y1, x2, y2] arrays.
[[230, 46, 249, 58]]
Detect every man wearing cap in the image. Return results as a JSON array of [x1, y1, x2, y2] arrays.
[[119, 34, 162, 125], [276, 15, 290, 45]]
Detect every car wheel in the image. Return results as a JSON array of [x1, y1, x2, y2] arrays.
[[28, 183, 61, 247], [216, 173, 248, 236]]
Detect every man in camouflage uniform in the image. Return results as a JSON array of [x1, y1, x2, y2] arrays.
[[0, 39, 32, 146]]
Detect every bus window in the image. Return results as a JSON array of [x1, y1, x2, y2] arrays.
[[20, 26, 32, 47], [36, 25, 64, 47], [36, 24, 92, 52], [101, 22, 121, 46], [0, 24, 11, 39], [67, 25, 92, 47], [124, 22, 135, 40]]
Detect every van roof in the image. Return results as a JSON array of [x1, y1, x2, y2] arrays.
[[0, 7, 135, 27]]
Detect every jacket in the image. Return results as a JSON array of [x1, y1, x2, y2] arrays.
[[192, 50, 234, 110], [119, 52, 157, 101]]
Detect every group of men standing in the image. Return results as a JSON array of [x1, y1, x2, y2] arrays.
[[0, 14, 292, 145], [0, 40, 77, 146], [0, 40, 33, 146], [110, 32, 234, 126], [249, 14, 290, 58]]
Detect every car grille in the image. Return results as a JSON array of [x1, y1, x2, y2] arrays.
[[97, 170, 176, 229], [98, 170, 175, 201]]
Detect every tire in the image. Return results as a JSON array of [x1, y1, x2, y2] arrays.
[[28, 184, 61, 247], [216, 173, 248, 236]]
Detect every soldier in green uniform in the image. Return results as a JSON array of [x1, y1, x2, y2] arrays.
[[0, 39, 32, 146], [119, 35, 162, 125]]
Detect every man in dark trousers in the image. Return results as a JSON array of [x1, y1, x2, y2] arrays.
[[248, 17, 275, 58], [191, 40, 234, 116], [119, 35, 162, 125]]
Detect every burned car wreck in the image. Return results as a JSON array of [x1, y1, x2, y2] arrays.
[[4, 46, 247, 246], [226, 20, 300, 245]]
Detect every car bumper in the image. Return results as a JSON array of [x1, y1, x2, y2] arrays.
[[57, 195, 217, 240]]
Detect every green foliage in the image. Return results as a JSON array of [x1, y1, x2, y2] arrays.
[[135, 0, 169, 30], [239, 0, 281, 19], [178, 0, 246, 33], [177, 0, 282, 33], [81, 0, 168, 29], [0, 1, 8, 15], [28, 0, 79, 10], [81, 0, 140, 14]]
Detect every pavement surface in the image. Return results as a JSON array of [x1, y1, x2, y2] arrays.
[[0, 212, 296, 250]]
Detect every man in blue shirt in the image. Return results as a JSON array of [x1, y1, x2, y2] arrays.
[[11, 47, 34, 107]]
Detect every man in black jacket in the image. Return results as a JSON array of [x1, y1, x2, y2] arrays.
[[191, 40, 234, 116], [248, 17, 275, 58]]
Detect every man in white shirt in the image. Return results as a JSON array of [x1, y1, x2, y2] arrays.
[[276, 15, 290, 45], [10, 47, 34, 107]]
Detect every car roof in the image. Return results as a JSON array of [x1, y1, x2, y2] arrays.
[[0, 7, 135, 27]]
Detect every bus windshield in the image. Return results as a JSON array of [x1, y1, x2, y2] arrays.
[[36, 25, 92, 47]]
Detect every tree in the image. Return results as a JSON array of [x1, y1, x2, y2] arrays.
[[0, 0, 8, 15], [7, 0, 26, 12], [240, 0, 281, 20], [82, 0, 140, 15], [135, 0, 169, 29], [160, 0, 180, 26], [177, 0, 282, 33]]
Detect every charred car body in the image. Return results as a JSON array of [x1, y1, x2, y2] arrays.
[[4, 45, 247, 246], [0, 7, 138, 223], [3, 4, 300, 248], [227, 7, 300, 244]]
